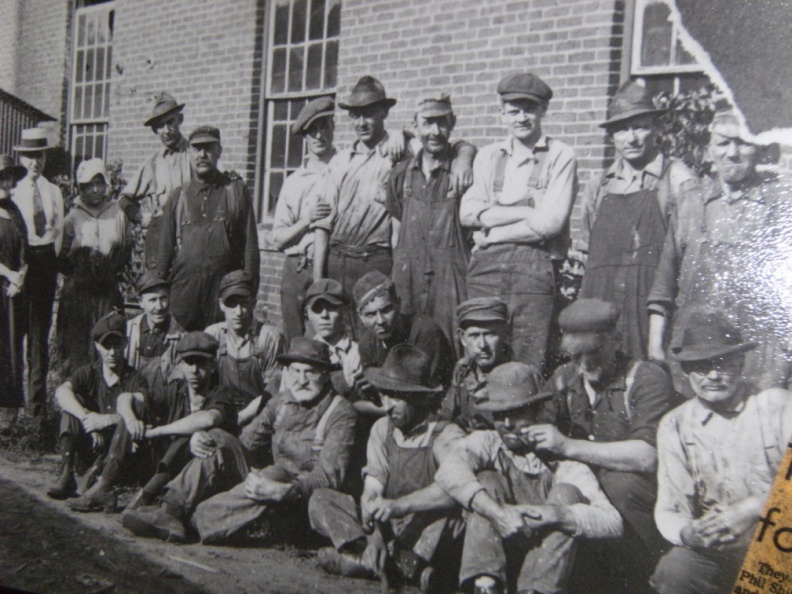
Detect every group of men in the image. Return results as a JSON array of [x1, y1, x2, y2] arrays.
[[10, 68, 791, 594]]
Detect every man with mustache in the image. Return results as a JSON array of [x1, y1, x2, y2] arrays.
[[651, 311, 792, 594], [648, 109, 792, 393], [435, 362, 623, 594], [441, 297, 513, 431], [460, 73, 578, 372], [119, 92, 192, 270], [577, 82, 698, 360], [386, 94, 475, 350], [156, 126, 259, 332]]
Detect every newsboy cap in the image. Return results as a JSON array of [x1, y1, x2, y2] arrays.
[[353, 270, 394, 310], [188, 126, 221, 145], [497, 72, 553, 103], [144, 91, 185, 128], [218, 270, 254, 301], [92, 312, 127, 343], [456, 297, 509, 327], [673, 310, 757, 363], [305, 278, 348, 308], [416, 94, 453, 118], [476, 362, 552, 412], [292, 97, 335, 136], [559, 299, 620, 334], [177, 332, 219, 360], [338, 76, 397, 110], [137, 271, 169, 295], [600, 81, 665, 128]]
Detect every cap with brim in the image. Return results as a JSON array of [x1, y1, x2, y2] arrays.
[[76, 158, 110, 186], [137, 272, 169, 295], [0, 155, 27, 182], [559, 298, 620, 334], [277, 337, 335, 370], [144, 92, 186, 128], [218, 270, 254, 301], [561, 332, 607, 356], [14, 128, 53, 153], [177, 331, 219, 360], [292, 97, 335, 135], [476, 362, 552, 412], [353, 270, 393, 310], [305, 278, 347, 308], [91, 312, 127, 343], [600, 81, 665, 128], [672, 310, 758, 362], [189, 126, 221, 145], [457, 297, 509, 327], [364, 344, 442, 394], [338, 76, 397, 110], [416, 94, 453, 118], [497, 72, 553, 104]]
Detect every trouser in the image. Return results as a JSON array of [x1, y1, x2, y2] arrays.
[[25, 244, 57, 418], [143, 214, 164, 272], [280, 255, 314, 342], [460, 470, 584, 594], [308, 488, 463, 564], [650, 532, 752, 594], [467, 244, 556, 373]]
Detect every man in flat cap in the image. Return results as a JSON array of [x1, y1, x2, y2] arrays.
[[125, 272, 183, 401], [460, 72, 578, 372], [354, 270, 454, 400], [651, 311, 792, 594], [313, 76, 474, 316], [577, 82, 698, 361], [386, 94, 476, 350], [123, 337, 357, 545], [310, 344, 466, 590], [648, 109, 792, 394], [272, 97, 336, 342], [441, 297, 513, 430], [119, 92, 192, 271], [204, 270, 285, 425], [156, 126, 260, 332], [436, 362, 623, 594], [527, 298, 680, 592], [12, 128, 65, 427], [47, 313, 148, 503]]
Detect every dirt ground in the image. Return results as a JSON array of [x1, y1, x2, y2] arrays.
[[0, 454, 420, 594]]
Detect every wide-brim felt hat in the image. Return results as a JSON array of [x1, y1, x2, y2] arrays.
[[364, 344, 442, 394], [600, 81, 666, 128], [277, 337, 335, 369], [144, 91, 186, 128], [476, 362, 553, 412], [338, 76, 397, 110], [13, 128, 53, 152], [672, 310, 758, 362], [0, 155, 27, 182]]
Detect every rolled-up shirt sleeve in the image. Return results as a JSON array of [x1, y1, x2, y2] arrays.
[[435, 430, 502, 508], [459, 146, 496, 228], [554, 460, 623, 539], [362, 416, 391, 487]]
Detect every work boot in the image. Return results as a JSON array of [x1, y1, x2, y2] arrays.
[[122, 503, 186, 543], [47, 467, 77, 500], [76, 456, 104, 496], [316, 547, 376, 579], [125, 488, 155, 511], [68, 478, 117, 513]]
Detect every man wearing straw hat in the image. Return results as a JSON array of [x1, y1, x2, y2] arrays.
[[119, 91, 192, 271], [12, 127, 65, 427], [651, 310, 792, 594]]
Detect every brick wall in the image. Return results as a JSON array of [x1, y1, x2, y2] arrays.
[[334, 0, 626, 237]]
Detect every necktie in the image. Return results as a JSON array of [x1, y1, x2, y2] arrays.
[[32, 182, 47, 237]]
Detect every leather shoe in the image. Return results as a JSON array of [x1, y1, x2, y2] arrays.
[[316, 547, 376, 579], [47, 470, 77, 500], [69, 486, 117, 513], [122, 504, 186, 543]]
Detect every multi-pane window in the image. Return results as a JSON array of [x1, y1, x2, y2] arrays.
[[259, 0, 340, 220], [70, 2, 114, 168], [630, 0, 708, 97]]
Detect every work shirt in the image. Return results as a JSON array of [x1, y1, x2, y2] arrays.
[[435, 429, 623, 538], [655, 387, 792, 546], [150, 379, 238, 436], [316, 134, 399, 248], [364, 415, 465, 489], [459, 135, 577, 259], [441, 357, 504, 428], [272, 151, 335, 258], [12, 175, 65, 250], [69, 360, 148, 415], [313, 333, 362, 398], [239, 389, 358, 500], [547, 353, 679, 448], [204, 321, 285, 382]]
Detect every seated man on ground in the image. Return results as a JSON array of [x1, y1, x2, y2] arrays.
[[47, 313, 148, 509], [204, 270, 285, 425], [435, 362, 623, 594], [122, 338, 357, 545], [310, 344, 466, 592], [651, 311, 792, 594], [441, 297, 513, 430]]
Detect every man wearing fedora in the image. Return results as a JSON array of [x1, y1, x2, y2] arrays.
[[648, 109, 792, 394], [577, 82, 698, 361], [272, 97, 335, 342], [310, 344, 466, 591], [12, 128, 65, 426], [460, 72, 578, 373], [441, 297, 514, 430], [123, 337, 357, 545], [651, 310, 792, 594], [119, 91, 192, 271], [528, 298, 680, 593], [156, 125, 260, 332], [436, 362, 623, 594]]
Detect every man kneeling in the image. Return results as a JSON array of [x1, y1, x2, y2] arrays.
[[436, 362, 623, 594], [122, 337, 357, 544], [310, 344, 465, 591]]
